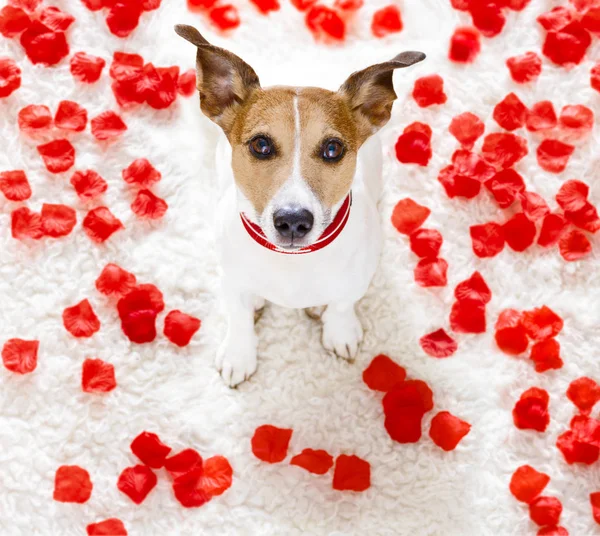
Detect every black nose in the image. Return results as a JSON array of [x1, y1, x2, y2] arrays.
[[273, 207, 314, 239]]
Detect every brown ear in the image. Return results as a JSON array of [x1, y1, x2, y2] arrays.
[[174, 24, 261, 134], [338, 51, 426, 142]]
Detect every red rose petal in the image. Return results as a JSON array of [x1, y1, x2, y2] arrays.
[[305, 5, 344, 40], [106, 2, 142, 37], [592, 62, 600, 92], [420, 328, 458, 358], [54, 100, 87, 132], [383, 379, 434, 414], [131, 431, 172, 469], [249, 0, 279, 13], [18, 104, 52, 133], [209, 4, 240, 31], [450, 300, 486, 333], [557, 429, 599, 465], [495, 309, 528, 355], [571, 414, 600, 444], [251, 424, 293, 463], [91, 111, 127, 141], [53, 465, 93, 503], [409, 228, 442, 258], [40, 203, 76, 238], [530, 338, 563, 372], [70, 170, 107, 200], [412, 74, 447, 108], [177, 69, 196, 97], [0, 6, 30, 38], [526, 101, 558, 132], [290, 448, 334, 474], [429, 411, 470, 451], [20, 21, 69, 66], [395, 130, 431, 166], [362, 354, 406, 392], [537, 6, 573, 31], [591, 492, 600, 524], [522, 306, 563, 341], [82, 207, 123, 243], [556, 179, 589, 212], [11, 206, 42, 240], [2, 338, 38, 374], [564, 201, 600, 233], [110, 52, 144, 81], [543, 21, 591, 67], [164, 449, 202, 480], [493, 93, 527, 131], [414, 257, 448, 287], [485, 169, 525, 208], [506, 52, 542, 83], [117, 284, 163, 344], [503, 213, 536, 252], [469, 1, 505, 37], [290, 0, 317, 10], [449, 112, 484, 149], [80, 0, 104, 10], [537, 139, 575, 173], [470, 222, 505, 258], [0, 57, 21, 97], [172, 467, 210, 508], [131, 189, 168, 219], [384, 411, 424, 443], [450, 0, 468, 9], [96, 264, 136, 297], [122, 158, 161, 188], [449, 26, 480, 63], [482, 133, 528, 169], [391, 198, 430, 235], [70, 52, 105, 83], [117, 465, 157, 504], [86, 519, 127, 536], [334, 0, 363, 11], [371, 5, 403, 37], [453, 149, 495, 181], [530, 496, 562, 527], [509, 465, 550, 504], [200, 455, 233, 497], [567, 377, 600, 415], [0, 170, 31, 201], [559, 228, 592, 261], [39, 6, 74, 31], [513, 387, 550, 432], [63, 299, 101, 338], [144, 64, 179, 110], [164, 310, 201, 347], [520, 191, 551, 222], [404, 122, 432, 139], [332, 454, 370, 492], [37, 139, 75, 173], [438, 166, 481, 199], [559, 104, 594, 140], [454, 271, 491, 305], [82, 358, 116, 393], [142, 0, 161, 11], [8, 0, 41, 12]]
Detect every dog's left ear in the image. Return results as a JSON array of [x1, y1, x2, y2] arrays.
[[338, 51, 425, 142]]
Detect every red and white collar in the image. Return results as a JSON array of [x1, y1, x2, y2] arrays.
[[240, 192, 352, 255]]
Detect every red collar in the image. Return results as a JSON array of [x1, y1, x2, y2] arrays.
[[240, 192, 352, 255]]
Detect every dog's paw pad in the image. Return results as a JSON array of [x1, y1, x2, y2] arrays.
[[321, 309, 363, 361], [216, 345, 257, 387]]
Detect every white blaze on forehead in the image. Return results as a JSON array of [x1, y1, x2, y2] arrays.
[[293, 91, 301, 181]]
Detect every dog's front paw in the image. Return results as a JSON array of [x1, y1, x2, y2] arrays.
[[321, 307, 363, 361], [216, 341, 257, 387]]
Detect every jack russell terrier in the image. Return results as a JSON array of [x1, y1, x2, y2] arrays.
[[175, 24, 425, 387]]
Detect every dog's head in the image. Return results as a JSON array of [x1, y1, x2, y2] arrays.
[[175, 25, 424, 250]]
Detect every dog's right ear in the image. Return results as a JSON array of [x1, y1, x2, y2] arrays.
[[174, 24, 261, 134]]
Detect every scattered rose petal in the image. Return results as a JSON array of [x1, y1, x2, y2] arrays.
[[538, 213, 568, 247], [362, 354, 406, 392], [557, 429, 599, 465], [530, 338, 563, 372], [11, 206, 42, 240], [542, 21, 591, 67], [420, 328, 458, 358], [513, 387, 550, 432], [96, 264, 136, 297], [409, 228, 442, 258], [332, 454, 370, 492], [564, 201, 600, 233], [391, 198, 430, 235], [39, 6, 74, 31], [493, 93, 527, 131], [106, 3, 142, 38], [290, 449, 334, 474], [506, 52, 542, 83], [0, 6, 30, 38], [122, 158, 161, 188], [567, 377, 600, 415], [592, 62, 600, 92], [429, 411, 470, 451], [591, 492, 600, 524], [18, 104, 52, 133], [63, 299, 101, 338], [117, 284, 164, 344], [91, 111, 127, 141], [503, 213, 536, 252], [177, 69, 196, 96], [556, 180, 589, 212], [530, 496, 563, 527], [172, 467, 210, 508], [485, 169, 525, 208], [250, 0, 280, 14], [526, 101, 557, 132], [251, 425, 293, 463], [70, 52, 105, 83], [209, 4, 240, 31], [414, 257, 448, 287], [522, 306, 563, 341], [83, 207, 123, 243], [412, 74, 447, 107], [537, 6, 573, 31], [469, 1, 505, 37], [54, 465, 93, 503], [117, 465, 157, 504], [2, 338, 38, 374], [450, 299, 486, 333], [131, 431, 172, 469], [54, 100, 88, 132], [0, 57, 21, 97], [200, 455, 233, 497], [82, 358, 116, 393], [164, 449, 202, 480], [20, 21, 69, 66], [371, 5, 402, 37], [86, 519, 128, 536], [482, 133, 528, 169], [470, 222, 505, 258], [164, 310, 201, 347], [559, 228, 592, 261], [537, 139, 575, 173], [395, 130, 431, 166], [131, 189, 168, 219], [305, 5, 344, 40], [495, 309, 528, 355], [520, 191, 551, 222], [70, 170, 107, 200], [40, 203, 76, 238], [449, 26, 480, 63], [510, 465, 550, 504], [559, 104, 594, 139], [0, 170, 31, 201], [454, 271, 491, 305], [37, 139, 75, 173], [449, 112, 484, 149]]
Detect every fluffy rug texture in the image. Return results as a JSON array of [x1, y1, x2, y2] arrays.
[[1, 0, 600, 534]]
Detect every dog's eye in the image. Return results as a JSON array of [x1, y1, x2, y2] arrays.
[[249, 136, 273, 159], [322, 139, 344, 162]]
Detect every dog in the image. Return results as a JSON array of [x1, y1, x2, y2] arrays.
[[175, 24, 425, 387]]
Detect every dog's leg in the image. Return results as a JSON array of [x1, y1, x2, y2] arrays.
[[215, 287, 258, 387], [321, 301, 363, 361]]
